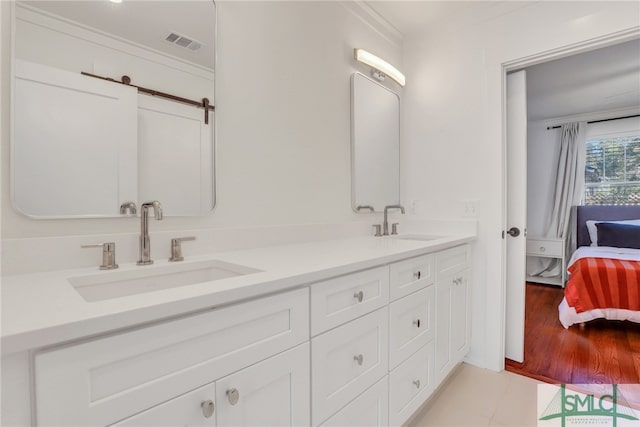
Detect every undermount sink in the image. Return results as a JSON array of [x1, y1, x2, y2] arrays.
[[69, 259, 262, 302], [393, 234, 444, 241]]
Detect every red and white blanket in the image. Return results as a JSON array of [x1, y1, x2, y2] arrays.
[[559, 246, 640, 328]]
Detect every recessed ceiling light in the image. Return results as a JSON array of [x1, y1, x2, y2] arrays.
[[110, 0, 123, 4]]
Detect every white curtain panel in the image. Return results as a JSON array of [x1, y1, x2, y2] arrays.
[[540, 122, 586, 276]]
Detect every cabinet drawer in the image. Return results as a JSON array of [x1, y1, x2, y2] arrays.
[[436, 245, 470, 276], [311, 266, 389, 336], [320, 376, 389, 427], [389, 342, 434, 427], [311, 307, 389, 426], [34, 288, 309, 427], [526, 238, 562, 257], [389, 254, 434, 301], [112, 382, 217, 426], [389, 286, 435, 369]]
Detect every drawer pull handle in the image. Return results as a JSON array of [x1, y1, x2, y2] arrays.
[[414, 271, 422, 280], [413, 318, 421, 328], [201, 400, 215, 418], [453, 277, 462, 286], [413, 380, 421, 389], [353, 354, 364, 366], [353, 291, 364, 303], [227, 388, 240, 405], [539, 246, 546, 252]]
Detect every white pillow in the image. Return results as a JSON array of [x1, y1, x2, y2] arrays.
[[586, 219, 640, 246]]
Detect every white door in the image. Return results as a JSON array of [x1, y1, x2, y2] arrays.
[[138, 96, 214, 216], [215, 343, 310, 427], [505, 70, 528, 363]]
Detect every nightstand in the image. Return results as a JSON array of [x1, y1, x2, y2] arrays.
[[526, 237, 566, 287]]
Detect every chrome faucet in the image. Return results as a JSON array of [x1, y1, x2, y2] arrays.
[[137, 201, 163, 265], [383, 204, 405, 236]]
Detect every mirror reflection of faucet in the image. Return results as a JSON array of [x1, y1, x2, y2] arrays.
[[119, 201, 137, 215], [137, 201, 163, 266]]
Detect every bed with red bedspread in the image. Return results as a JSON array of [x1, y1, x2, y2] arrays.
[[558, 206, 640, 328]]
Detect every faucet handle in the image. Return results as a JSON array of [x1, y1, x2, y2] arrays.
[[169, 236, 196, 262], [372, 224, 382, 237], [82, 242, 118, 270], [391, 223, 399, 235]]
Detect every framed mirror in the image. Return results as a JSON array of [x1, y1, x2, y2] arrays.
[[351, 72, 400, 212], [11, 0, 216, 218]]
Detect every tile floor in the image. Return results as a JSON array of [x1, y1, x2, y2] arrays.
[[409, 363, 542, 427]]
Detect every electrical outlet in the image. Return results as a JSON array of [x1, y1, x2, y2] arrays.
[[410, 199, 420, 215], [462, 200, 479, 218]]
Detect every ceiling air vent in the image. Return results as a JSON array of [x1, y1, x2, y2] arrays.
[[165, 31, 202, 51]]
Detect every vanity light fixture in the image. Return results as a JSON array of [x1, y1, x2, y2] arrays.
[[110, 0, 123, 3], [354, 48, 405, 87]]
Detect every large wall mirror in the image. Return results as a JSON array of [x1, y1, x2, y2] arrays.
[[351, 72, 400, 212], [11, 0, 216, 218]]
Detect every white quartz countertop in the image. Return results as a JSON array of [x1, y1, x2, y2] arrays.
[[1, 234, 474, 355]]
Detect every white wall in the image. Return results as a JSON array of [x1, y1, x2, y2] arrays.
[[1, 1, 402, 239], [401, 1, 640, 370]]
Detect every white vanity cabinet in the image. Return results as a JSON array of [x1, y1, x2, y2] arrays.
[[12, 242, 472, 427], [434, 245, 472, 384], [34, 288, 309, 426]]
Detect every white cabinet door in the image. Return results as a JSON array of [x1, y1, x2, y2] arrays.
[[434, 273, 453, 384], [451, 269, 471, 362], [215, 343, 310, 427], [435, 268, 471, 384], [112, 383, 217, 427]]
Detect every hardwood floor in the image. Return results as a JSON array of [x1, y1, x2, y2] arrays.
[[505, 283, 640, 405]]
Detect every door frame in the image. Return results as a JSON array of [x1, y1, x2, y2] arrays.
[[498, 28, 640, 370]]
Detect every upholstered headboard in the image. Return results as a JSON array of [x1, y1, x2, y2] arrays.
[[576, 205, 640, 247]]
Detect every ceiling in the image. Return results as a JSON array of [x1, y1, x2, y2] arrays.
[[366, 1, 640, 122], [21, 1, 215, 69], [526, 39, 640, 122]]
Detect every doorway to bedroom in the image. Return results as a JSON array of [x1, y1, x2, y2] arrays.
[[504, 38, 640, 394]]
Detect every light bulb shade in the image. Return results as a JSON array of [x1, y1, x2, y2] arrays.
[[354, 48, 405, 87]]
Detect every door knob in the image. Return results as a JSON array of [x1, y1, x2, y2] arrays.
[[507, 227, 521, 237]]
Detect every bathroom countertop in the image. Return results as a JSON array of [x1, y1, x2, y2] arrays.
[[1, 234, 474, 355]]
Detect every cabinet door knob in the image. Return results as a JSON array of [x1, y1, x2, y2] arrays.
[[226, 388, 240, 405], [353, 354, 364, 366], [539, 246, 546, 252], [201, 400, 215, 418], [414, 271, 421, 280], [353, 291, 364, 303], [413, 380, 421, 389], [413, 318, 421, 328]]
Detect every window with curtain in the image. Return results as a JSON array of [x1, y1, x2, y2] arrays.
[[584, 135, 640, 205]]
